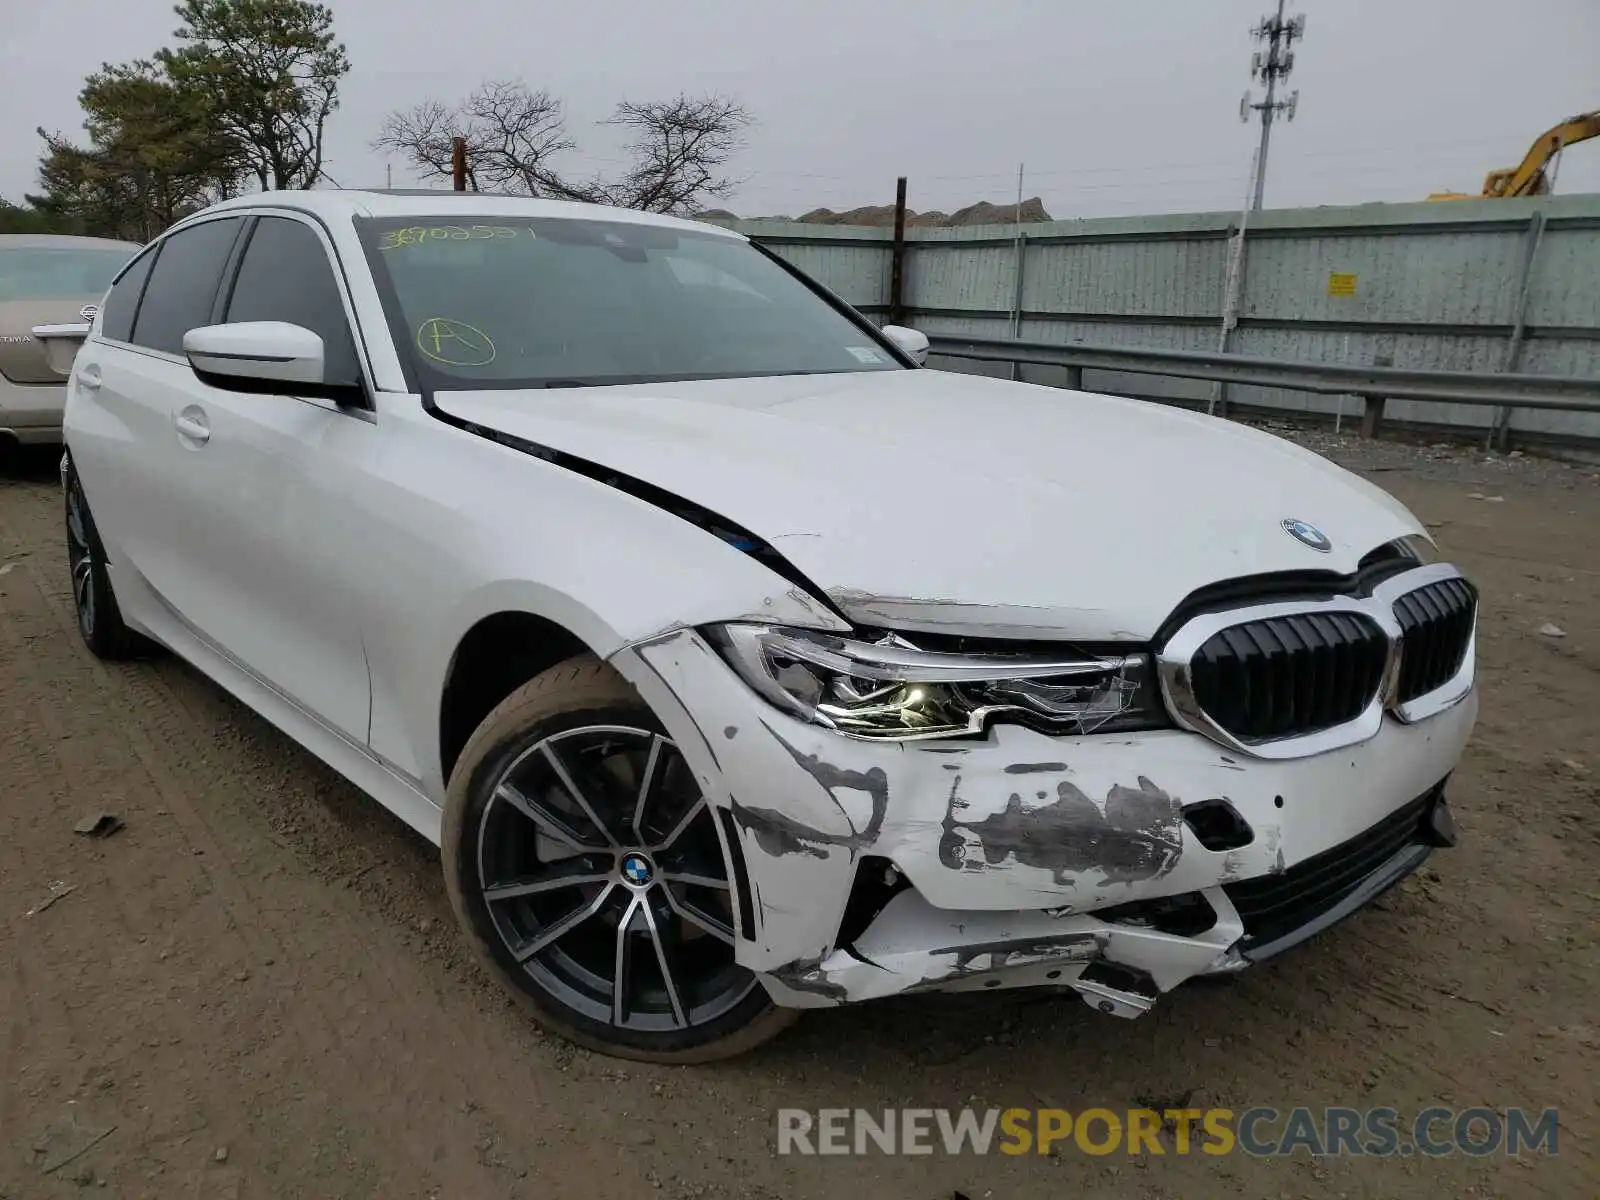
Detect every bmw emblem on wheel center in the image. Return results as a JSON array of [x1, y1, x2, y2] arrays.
[[1281, 517, 1332, 553], [620, 853, 654, 886]]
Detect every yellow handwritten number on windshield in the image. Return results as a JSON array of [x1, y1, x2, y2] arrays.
[[380, 225, 518, 251], [416, 317, 496, 367]]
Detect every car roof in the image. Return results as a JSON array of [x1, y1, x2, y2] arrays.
[[187, 189, 746, 241], [0, 234, 143, 251]]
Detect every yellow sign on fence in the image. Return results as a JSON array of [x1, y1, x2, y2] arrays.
[[1327, 272, 1359, 297]]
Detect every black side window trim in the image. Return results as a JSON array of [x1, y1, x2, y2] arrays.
[[127, 215, 246, 355], [211, 209, 375, 410], [213, 214, 260, 326], [105, 239, 158, 291], [94, 206, 377, 411], [196, 209, 371, 412], [99, 241, 163, 346]]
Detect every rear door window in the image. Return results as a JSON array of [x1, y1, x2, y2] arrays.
[[130, 218, 244, 356], [99, 246, 158, 343]]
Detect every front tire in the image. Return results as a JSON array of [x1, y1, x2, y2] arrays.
[[441, 654, 798, 1063], [65, 463, 144, 661]]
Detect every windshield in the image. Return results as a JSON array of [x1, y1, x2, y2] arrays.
[[356, 216, 904, 389], [0, 246, 136, 302]]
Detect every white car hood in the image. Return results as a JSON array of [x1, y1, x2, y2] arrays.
[[435, 370, 1424, 641]]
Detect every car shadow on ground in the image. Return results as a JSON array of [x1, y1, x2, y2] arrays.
[[166, 639, 1378, 1086], [0, 442, 62, 484]]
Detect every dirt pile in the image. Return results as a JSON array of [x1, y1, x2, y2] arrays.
[[699, 196, 1053, 227]]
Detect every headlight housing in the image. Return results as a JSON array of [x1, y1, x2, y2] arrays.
[[704, 624, 1170, 742]]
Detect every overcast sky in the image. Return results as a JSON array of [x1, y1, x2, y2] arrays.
[[4, 0, 1598, 220]]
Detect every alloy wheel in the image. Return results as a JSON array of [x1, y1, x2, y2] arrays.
[[475, 725, 755, 1033]]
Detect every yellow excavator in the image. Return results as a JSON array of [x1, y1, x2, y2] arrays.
[[1428, 110, 1600, 200]]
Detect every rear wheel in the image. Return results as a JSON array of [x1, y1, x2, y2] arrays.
[[65, 463, 144, 660], [442, 655, 797, 1062]]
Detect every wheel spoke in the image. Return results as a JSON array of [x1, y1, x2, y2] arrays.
[[67, 494, 87, 549], [476, 724, 759, 1036], [652, 796, 707, 853], [484, 859, 611, 903], [631, 735, 664, 843], [661, 871, 730, 891], [642, 895, 689, 1027], [664, 888, 736, 946], [611, 896, 642, 1026], [511, 882, 615, 962], [495, 780, 601, 852], [540, 742, 621, 848], [73, 554, 95, 632]]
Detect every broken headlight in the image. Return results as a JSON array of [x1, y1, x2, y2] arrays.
[[704, 624, 1169, 742]]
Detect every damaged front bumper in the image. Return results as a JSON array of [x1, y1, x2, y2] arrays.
[[611, 626, 1475, 1017]]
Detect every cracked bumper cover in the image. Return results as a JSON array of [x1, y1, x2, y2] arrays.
[[610, 628, 1476, 1010]]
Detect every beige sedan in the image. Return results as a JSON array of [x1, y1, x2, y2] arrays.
[[1, 234, 140, 450]]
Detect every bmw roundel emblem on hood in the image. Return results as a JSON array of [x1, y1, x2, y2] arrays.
[[1281, 518, 1332, 553]]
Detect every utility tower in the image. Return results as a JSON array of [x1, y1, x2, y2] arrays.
[[1239, 1, 1306, 211]]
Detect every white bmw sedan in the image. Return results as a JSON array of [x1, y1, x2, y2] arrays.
[[59, 190, 1478, 1061]]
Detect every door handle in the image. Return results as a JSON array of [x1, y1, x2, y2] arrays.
[[77, 364, 102, 392], [174, 408, 211, 446]]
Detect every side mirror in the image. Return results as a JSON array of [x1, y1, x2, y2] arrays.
[[184, 322, 325, 389], [881, 324, 929, 366]]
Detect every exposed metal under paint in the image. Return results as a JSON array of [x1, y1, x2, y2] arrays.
[[940, 775, 1185, 887], [1003, 761, 1069, 775], [765, 955, 848, 1004]]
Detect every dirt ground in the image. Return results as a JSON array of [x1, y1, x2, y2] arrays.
[[1, 431, 1596, 1200]]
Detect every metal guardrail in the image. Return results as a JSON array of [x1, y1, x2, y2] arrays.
[[925, 334, 1600, 437]]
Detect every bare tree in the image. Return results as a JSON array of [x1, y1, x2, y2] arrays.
[[373, 99, 473, 188], [373, 80, 579, 197], [596, 95, 753, 215], [374, 84, 752, 213], [462, 81, 580, 196]]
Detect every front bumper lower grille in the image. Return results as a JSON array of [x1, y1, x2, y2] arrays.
[[1393, 577, 1478, 704], [1189, 612, 1389, 741], [1224, 783, 1448, 956]]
